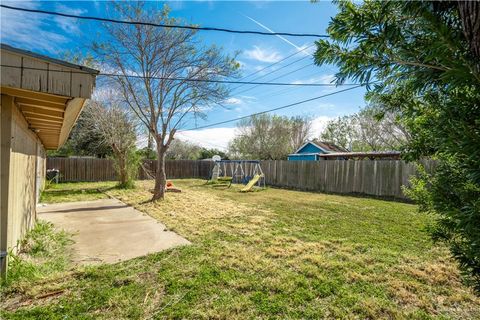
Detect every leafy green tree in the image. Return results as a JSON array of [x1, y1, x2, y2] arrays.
[[137, 147, 157, 160], [314, 0, 480, 290], [198, 148, 228, 160], [166, 139, 201, 160], [48, 108, 112, 158], [320, 115, 356, 151], [321, 106, 409, 151]]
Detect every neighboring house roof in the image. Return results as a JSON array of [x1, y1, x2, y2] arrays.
[[291, 140, 348, 155], [311, 139, 349, 153], [1, 44, 99, 149]]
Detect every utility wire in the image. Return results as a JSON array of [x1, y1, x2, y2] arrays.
[[237, 44, 315, 82], [230, 55, 312, 95], [183, 84, 366, 131], [0, 64, 357, 87], [253, 70, 333, 100], [232, 63, 315, 96], [0, 4, 329, 38]]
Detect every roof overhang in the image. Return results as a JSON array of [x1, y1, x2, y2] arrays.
[[1, 44, 98, 149]]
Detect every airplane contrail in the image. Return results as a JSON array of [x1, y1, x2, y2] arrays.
[[244, 14, 311, 55]]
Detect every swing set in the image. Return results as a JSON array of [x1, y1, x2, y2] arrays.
[[209, 159, 265, 190]]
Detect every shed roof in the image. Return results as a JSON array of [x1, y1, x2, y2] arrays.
[[311, 139, 349, 153], [293, 140, 348, 154]]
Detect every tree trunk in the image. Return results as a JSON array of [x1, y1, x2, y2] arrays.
[[147, 132, 153, 151], [118, 155, 127, 186], [458, 1, 480, 59], [152, 145, 167, 201], [112, 145, 128, 187]]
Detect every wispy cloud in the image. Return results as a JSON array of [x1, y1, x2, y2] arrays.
[[244, 45, 283, 63], [0, 2, 73, 53], [291, 74, 337, 85], [224, 97, 243, 105], [53, 4, 86, 34]]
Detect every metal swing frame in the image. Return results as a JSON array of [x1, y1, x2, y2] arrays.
[[210, 160, 265, 188]]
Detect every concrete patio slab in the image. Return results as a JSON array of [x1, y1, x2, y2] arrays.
[[37, 198, 190, 264]]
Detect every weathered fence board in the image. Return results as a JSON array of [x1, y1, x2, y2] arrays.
[[47, 158, 214, 183], [258, 160, 434, 199], [47, 158, 434, 200]]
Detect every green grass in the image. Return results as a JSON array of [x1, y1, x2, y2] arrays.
[[40, 181, 117, 203], [1, 221, 74, 291], [2, 179, 479, 319]]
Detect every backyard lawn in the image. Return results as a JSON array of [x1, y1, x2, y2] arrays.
[[1, 179, 479, 319]]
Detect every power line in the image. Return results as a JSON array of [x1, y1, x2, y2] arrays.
[[237, 44, 315, 82], [231, 56, 312, 95], [227, 50, 315, 103], [0, 4, 329, 38], [0, 64, 358, 87], [227, 55, 313, 99], [183, 84, 366, 131], [232, 63, 315, 96], [253, 70, 334, 100]]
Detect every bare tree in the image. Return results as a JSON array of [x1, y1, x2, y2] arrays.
[[290, 116, 312, 151], [82, 92, 138, 187], [228, 114, 311, 160], [92, 2, 238, 200]]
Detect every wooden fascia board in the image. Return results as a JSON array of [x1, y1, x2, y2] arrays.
[[58, 98, 86, 149]]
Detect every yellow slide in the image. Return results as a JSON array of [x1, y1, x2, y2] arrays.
[[240, 174, 263, 192]]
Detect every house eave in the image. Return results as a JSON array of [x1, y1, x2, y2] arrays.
[[1, 44, 98, 150]]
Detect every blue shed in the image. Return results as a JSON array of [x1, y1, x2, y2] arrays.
[[287, 140, 348, 161]]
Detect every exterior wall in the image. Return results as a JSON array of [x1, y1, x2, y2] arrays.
[[287, 154, 318, 161], [36, 146, 46, 203], [0, 94, 46, 276]]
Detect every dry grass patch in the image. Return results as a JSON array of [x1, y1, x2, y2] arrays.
[[108, 180, 275, 240]]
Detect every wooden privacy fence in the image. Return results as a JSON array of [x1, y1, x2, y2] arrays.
[[259, 160, 435, 200], [47, 158, 213, 182], [47, 157, 435, 199]]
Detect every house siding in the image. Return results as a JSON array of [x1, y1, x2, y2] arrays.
[[0, 94, 46, 276], [287, 154, 318, 161], [288, 142, 327, 161]]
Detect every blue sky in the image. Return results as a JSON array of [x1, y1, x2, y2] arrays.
[[0, 1, 367, 150]]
